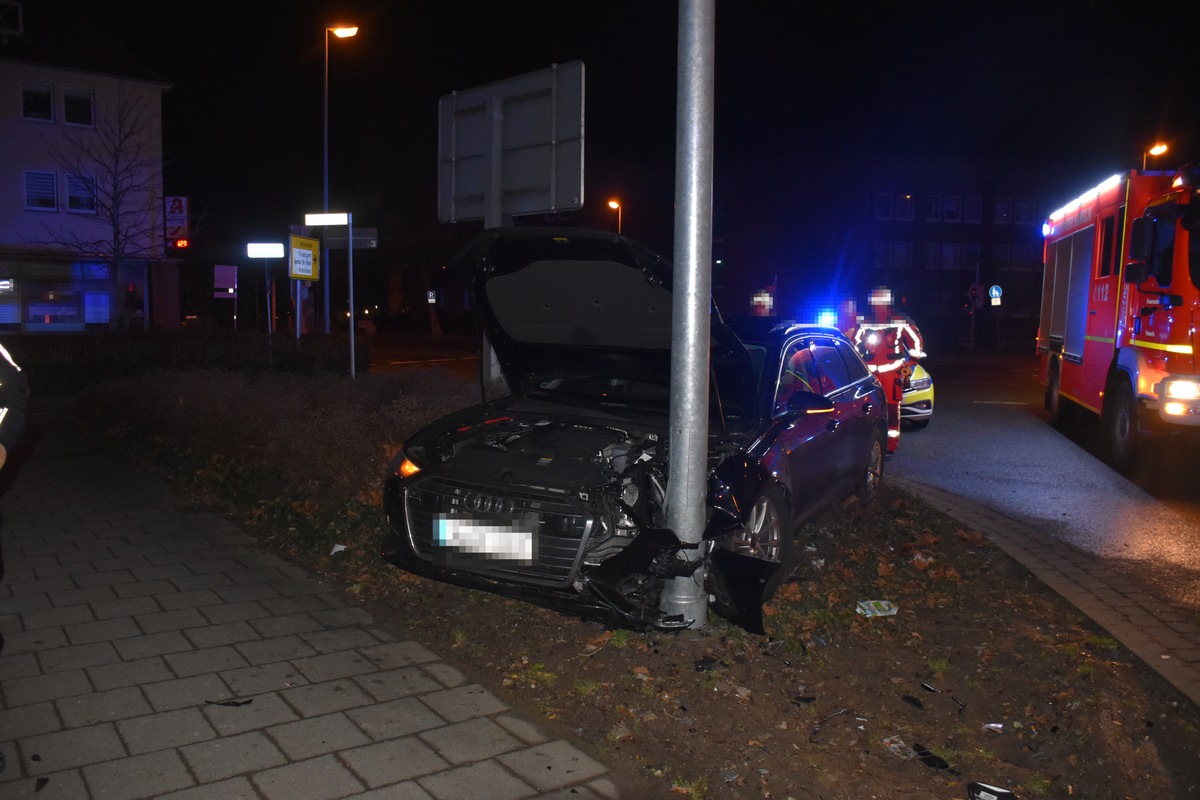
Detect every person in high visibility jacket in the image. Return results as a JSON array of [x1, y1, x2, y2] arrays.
[[852, 318, 924, 454]]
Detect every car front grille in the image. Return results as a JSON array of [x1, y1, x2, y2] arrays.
[[404, 476, 592, 588]]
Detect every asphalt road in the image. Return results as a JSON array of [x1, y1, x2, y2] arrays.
[[887, 349, 1200, 609]]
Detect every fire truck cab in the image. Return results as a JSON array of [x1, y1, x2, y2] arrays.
[[1037, 167, 1200, 470]]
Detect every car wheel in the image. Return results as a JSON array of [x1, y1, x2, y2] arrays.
[[1106, 380, 1138, 472], [858, 433, 885, 500], [727, 486, 794, 599]]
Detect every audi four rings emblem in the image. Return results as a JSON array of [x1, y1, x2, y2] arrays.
[[463, 491, 514, 515]]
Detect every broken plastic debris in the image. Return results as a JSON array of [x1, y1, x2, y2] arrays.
[[901, 694, 924, 710], [912, 743, 958, 774], [330, 543, 347, 555], [981, 723, 1005, 734], [881, 735, 916, 760], [856, 599, 898, 617], [967, 781, 1017, 800]]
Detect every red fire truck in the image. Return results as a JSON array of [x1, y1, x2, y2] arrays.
[[1037, 167, 1200, 470]]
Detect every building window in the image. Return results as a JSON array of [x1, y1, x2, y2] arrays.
[[896, 194, 914, 221], [22, 83, 54, 121], [943, 196, 961, 223], [874, 193, 892, 220], [67, 173, 97, 213], [926, 242, 941, 268], [995, 197, 1011, 224], [872, 240, 890, 268], [24, 170, 57, 211], [925, 196, 941, 222], [893, 241, 913, 269], [1014, 198, 1035, 225], [64, 88, 94, 126], [964, 196, 982, 224], [962, 243, 981, 271], [941, 242, 959, 269]]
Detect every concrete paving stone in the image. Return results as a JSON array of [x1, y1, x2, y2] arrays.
[[92, 556, 153, 574], [359, 641, 440, 670], [180, 730, 287, 782], [416, 760, 535, 800], [142, 673, 231, 712], [247, 613, 324, 638], [221, 661, 309, 696], [199, 600, 270, 626], [309, 606, 375, 629], [363, 626, 399, 643], [0, 766, 88, 799], [353, 667, 443, 702], [1173, 649, 1200, 663], [80, 749, 195, 800], [88, 656, 174, 691], [0, 700, 61, 740], [260, 595, 332, 616], [157, 776, 259, 800], [109, 541, 168, 557], [291, 650, 377, 683], [420, 662, 468, 689], [63, 617, 141, 646], [144, 551, 199, 567], [213, 584, 282, 604], [183, 620, 260, 650], [225, 568, 290, 587], [73, 570, 137, 589], [157, 589, 225, 611], [341, 737, 451, 789], [280, 678, 374, 718], [419, 717, 523, 765], [38, 640, 121, 673], [300, 628, 383, 654], [113, 630, 193, 660], [235, 553, 289, 569], [7, 576, 76, 597], [47, 585, 118, 608], [165, 645, 250, 678], [0, 651, 40, 681], [234, 635, 317, 666], [112, 579, 179, 600], [276, 565, 310, 580], [91, 596, 163, 620], [352, 782, 435, 800], [21, 603, 95, 631], [265, 712, 372, 760], [3, 667, 93, 706], [271, 578, 332, 598], [252, 754, 365, 800], [186, 558, 246, 576], [0, 593, 52, 616], [420, 684, 510, 724], [131, 563, 192, 582], [202, 691, 300, 736], [497, 740, 609, 793], [57, 686, 153, 728], [14, 541, 84, 558], [116, 706, 218, 754], [170, 574, 236, 593], [22, 723, 126, 774], [494, 714, 551, 746], [345, 697, 448, 742]]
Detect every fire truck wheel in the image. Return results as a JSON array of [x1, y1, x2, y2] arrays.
[[857, 434, 885, 500], [1106, 381, 1138, 472], [1047, 360, 1073, 428]]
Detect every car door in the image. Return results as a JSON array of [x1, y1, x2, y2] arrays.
[[809, 336, 879, 488], [772, 336, 840, 518]]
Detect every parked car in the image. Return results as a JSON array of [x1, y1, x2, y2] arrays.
[[381, 228, 888, 632], [900, 363, 934, 429]]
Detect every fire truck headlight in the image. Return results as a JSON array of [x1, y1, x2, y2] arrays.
[[1164, 379, 1200, 401], [1163, 401, 1190, 416]]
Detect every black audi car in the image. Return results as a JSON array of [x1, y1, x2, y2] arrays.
[[382, 228, 887, 632]]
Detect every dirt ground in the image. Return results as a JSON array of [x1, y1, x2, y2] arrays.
[[360, 486, 1200, 799]]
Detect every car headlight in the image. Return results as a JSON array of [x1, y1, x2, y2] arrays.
[[907, 376, 932, 392], [1163, 378, 1200, 401], [391, 446, 424, 478]]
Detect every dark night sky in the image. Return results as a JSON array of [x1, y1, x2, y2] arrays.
[[74, 0, 1200, 311]]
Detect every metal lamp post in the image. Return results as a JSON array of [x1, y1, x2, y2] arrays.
[[305, 212, 356, 376], [607, 199, 622, 234], [323, 25, 358, 334], [1143, 142, 1168, 171]]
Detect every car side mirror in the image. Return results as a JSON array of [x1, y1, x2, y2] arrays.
[[785, 391, 835, 415]]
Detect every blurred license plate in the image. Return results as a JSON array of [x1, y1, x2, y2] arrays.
[[435, 514, 536, 564]]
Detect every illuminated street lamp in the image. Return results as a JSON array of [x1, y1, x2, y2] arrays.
[[305, 212, 357, 377], [1143, 142, 1168, 171], [323, 24, 358, 335], [607, 199, 622, 234]]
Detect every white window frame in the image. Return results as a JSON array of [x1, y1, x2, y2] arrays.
[[24, 170, 58, 211], [67, 173, 98, 213], [22, 82, 54, 122], [943, 195, 962, 223], [63, 87, 95, 127], [895, 194, 914, 222]]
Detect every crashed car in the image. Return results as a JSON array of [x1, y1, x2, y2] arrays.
[[382, 228, 888, 632]]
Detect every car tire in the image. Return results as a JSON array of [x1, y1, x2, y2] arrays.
[[1105, 380, 1138, 472], [857, 433, 885, 500]]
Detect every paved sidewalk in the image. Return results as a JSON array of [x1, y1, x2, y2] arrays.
[[0, 403, 627, 800], [892, 477, 1200, 710]]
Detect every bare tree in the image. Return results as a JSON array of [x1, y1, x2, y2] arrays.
[[38, 84, 163, 265]]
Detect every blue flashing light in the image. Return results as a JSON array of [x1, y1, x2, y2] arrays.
[[815, 309, 838, 328]]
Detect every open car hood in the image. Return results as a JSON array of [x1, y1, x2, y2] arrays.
[[457, 227, 756, 410]]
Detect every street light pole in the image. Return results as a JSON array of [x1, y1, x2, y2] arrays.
[[323, 25, 358, 335], [1143, 142, 1168, 171], [608, 199, 622, 234]]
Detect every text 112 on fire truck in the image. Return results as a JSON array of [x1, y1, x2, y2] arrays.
[[1037, 166, 1200, 471]]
